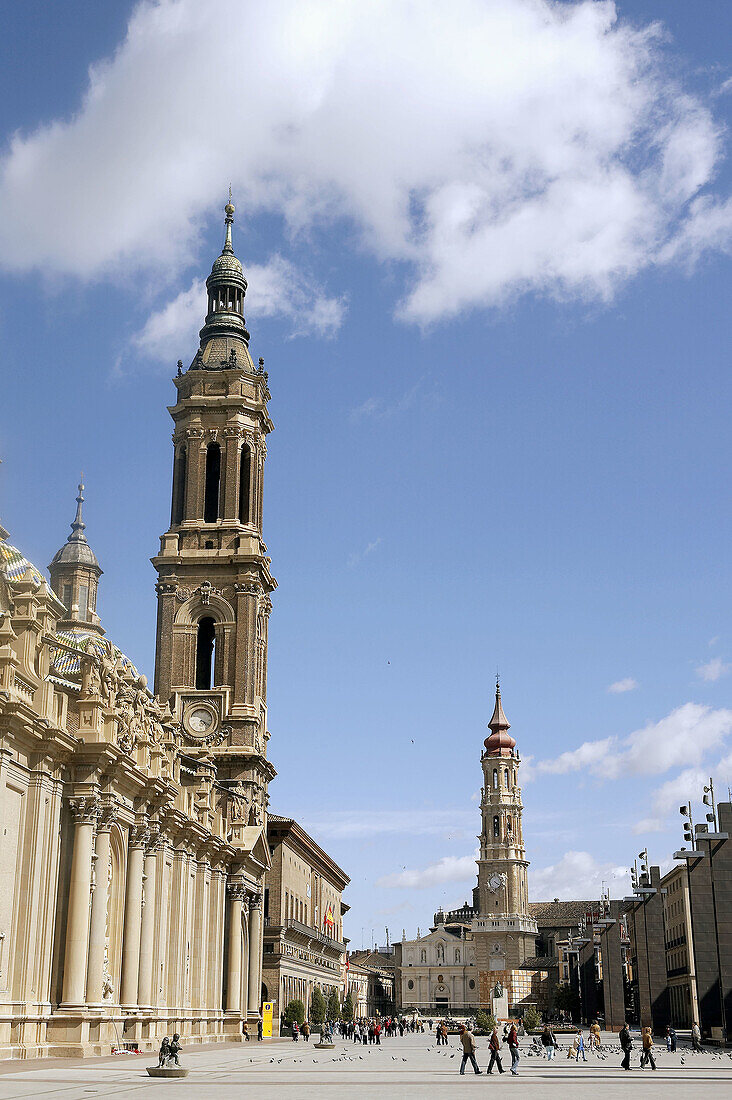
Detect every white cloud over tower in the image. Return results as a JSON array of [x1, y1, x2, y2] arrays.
[[0, 0, 728, 337]]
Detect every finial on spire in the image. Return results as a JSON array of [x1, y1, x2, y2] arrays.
[[72, 475, 86, 537], [223, 189, 235, 252]]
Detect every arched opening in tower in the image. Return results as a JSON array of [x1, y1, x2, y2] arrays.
[[239, 444, 251, 524], [195, 616, 216, 689], [204, 442, 221, 523], [172, 445, 187, 525]]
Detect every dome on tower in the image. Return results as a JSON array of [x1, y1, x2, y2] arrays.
[[50, 480, 101, 573], [483, 681, 516, 755]]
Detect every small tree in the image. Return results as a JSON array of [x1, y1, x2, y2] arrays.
[[310, 986, 326, 1027], [475, 1009, 496, 1033], [554, 982, 581, 1020], [283, 998, 305, 1027], [327, 987, 342, 1021], [342, 990, 355, 1021], [522, 1005, 542, 1032]]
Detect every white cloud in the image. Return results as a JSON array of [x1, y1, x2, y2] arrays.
[[530, 851, 630, 901], [349, 379, 440, 421], [696, 657, 731, 682], [377, 854, 477, 890], [534, 703, 732, 780], [631, 817, 665, 835], [132, 255, 345, 360], [607, 677, 638, 694], [0, 0, 729, 325]]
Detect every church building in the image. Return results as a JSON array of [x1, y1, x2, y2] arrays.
[[0, 203, 279, 1057]]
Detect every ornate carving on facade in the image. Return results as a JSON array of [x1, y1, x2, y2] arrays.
[[227, 882, 248, 902], [68, 796, 100, 825], [156, 581, 177, 596]]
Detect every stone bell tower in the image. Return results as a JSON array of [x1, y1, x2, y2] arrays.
[[473, 681, 538, 1013], [152, 199, 276, 824]]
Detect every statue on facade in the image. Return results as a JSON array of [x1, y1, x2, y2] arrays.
[[493, 980, 503, 999]]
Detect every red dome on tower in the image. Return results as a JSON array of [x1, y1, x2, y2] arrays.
[[483, 681, 516, 756]]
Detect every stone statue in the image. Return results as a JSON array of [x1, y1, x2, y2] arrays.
[[494, 980, 503, 999]]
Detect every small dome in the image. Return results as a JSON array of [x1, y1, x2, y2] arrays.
[[49, 481, 102, 574], [483, 682, 517, 755], [210, 250, 244, 279]]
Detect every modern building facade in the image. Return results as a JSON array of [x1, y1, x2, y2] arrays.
[[0, 203, 277, 1058], [262, 815, 349, 1033], [661, 864, 699, 1027]]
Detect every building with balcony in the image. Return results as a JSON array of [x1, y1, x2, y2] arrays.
[[262, 815, 349, 1032]]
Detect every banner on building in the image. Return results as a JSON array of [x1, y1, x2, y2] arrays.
[[262, 1002, 273, 1038]]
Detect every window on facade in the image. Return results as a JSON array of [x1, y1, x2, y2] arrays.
[[172, 445, 187, 525], [195, 616, 216, 689], [204, 442, 221, 523], [239, 444, 251, 524], [62, 583, 72, 610], [493, 815, 500, 839], [420, 950, 426, 963], [78, 584, 89, 620], [408, 979, 414, 990], [455, 949, 460, 963], [504, 768, 510, 786], [493, 769, 498, 789]]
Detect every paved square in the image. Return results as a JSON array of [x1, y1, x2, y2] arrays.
[[1, 1033, 731, 1099]]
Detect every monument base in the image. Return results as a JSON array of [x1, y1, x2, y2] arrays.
[[314, 1042, 335, 1049], [147, 1066, 189, 1078]]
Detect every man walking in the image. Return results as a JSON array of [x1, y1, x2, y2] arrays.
[[640, 1027, 656, 1070], [691, 1021, 702, 1052], [458, 1025, 482, 1075], [619, 1022, 632, 1071], [487, 1028, 504, 1074]]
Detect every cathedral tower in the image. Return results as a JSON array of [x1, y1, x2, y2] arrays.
[[473, 682, 538, 1010], [152, 200, 276, 824]]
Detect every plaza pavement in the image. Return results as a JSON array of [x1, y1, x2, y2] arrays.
[[0, 1031, 731, 1098]]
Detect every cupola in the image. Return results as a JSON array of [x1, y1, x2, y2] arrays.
[[49, 479, 103, 631], [483, 680, 516, 756]]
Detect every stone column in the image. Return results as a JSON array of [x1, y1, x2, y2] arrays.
[[120, 827, 147, 1010], [86, 805, 115, 1005], [248, 894, 263, 1014], [226, 883, 246, 1014], [61, 797, 98, 1009], [137, 836, 159, 1010]]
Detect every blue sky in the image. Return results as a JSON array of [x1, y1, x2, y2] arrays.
[[1, 0, 731, 948]]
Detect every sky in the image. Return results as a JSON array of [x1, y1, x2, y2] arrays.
[[0, 0, 731, 949]]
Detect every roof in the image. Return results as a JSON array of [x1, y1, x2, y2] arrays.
[[49, 628, 139, 680], [528, 900, 598, 928], [267, 814, 350, 890], [0, 538, 45, 589]]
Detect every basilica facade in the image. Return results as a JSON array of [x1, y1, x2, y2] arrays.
[[0, 203, 276, 1057]]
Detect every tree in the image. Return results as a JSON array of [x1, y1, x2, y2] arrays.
[[327, 987, 342, 1021], [342, 990, 355, 1021], [283, 999, 305, 1027], [475, 1010, 496, 1033], [310, 986, 326, 1026], [554, 982, 581, 1019], [522, 1005, 542, 1031]]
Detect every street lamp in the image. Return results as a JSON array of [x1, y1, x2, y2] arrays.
[[703, 779, 717, 832], [679, 803, 694, 848]]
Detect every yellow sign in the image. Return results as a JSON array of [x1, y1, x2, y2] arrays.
[[262, 1002, 273, 1038]]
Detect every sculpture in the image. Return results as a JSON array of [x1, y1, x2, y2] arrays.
[[493, 980, 504, 999]]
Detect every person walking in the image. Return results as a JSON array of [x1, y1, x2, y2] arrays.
[[691, 1021, 702, 1052], [487, 1028, 504, 1074], [242, 1022, 250, 1042], [291, 1020, 299, 1042], [619, 1023, 632, 1071], [575, 1031, 587, 1061], [590, 1020, 601, 1050], [665, 1025, 676, 1052], [302, 1021, 311, 1042], [458, 1025, 482, 1075], [257, 1015, 263, 1041], [640, 1027, 656, 1070], [541, 1025, 556, 1061], [507, 1023, 519, 1075]]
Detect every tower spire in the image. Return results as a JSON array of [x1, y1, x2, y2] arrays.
[[223, 188, 235, 253], [484, 678, 516, 755], [70, 475, 86, 542], [49, 477, 103, 628]]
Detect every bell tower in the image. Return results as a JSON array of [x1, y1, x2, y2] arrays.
[[152, 200, 276, 819], [473, 681, 538, 1009]]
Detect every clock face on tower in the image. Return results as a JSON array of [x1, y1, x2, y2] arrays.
[[488, 873, 504, 893], [183, 703, 218, 740]]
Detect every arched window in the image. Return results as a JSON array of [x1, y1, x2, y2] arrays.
[[493, 769, 498, 789], [171, 445, 187, 525], [455, 949, 461, 963], [204, 442, 221, 523], [195, 616, 216, 689], [504, 768, 510, 787], [239, 444, 251, 524], [493, 815, 500, 839], [420, 949, 426, 963]]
